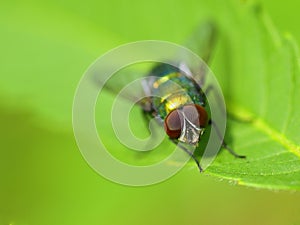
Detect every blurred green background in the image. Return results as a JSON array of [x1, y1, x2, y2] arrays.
[[1, 0, 300, 225]]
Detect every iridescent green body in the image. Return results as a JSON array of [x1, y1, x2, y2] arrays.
[[150, 64, 206, 119]]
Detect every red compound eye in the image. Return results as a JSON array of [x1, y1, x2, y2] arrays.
[[164, 109, 182, 139], [164, 104, 208, 139], [182, 104, 208, 128]]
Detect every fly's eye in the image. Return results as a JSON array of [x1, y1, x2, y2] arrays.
[[164, 109, 182, 138], [182, 104, 208, 128]]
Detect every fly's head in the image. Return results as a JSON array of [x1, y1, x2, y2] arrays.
[[164, 104, 208, 145]]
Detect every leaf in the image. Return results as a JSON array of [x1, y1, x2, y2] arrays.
[[204, 2, 300, 190], [1, 0, 300, 191], [95, 1, 300, 190], [2, 1, 300, 225]]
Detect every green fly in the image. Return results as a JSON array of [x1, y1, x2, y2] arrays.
[[95, 22, 245, 171]]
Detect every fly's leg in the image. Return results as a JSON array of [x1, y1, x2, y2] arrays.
[[221, 140, 246, 158], [171, 139, 203, 172], [204, 83, 246, 158], [209, 119, 246, 158], [140, 110, 166, 153], [141, 110, 153, 136], [142, 110, 164, 134], [204, 85, 214, 97]]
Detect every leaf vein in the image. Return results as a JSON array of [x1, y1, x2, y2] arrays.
[[228, 104, 300, 158]]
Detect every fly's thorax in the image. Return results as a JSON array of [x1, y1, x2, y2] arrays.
[[162, 91, 194, 115], [150, 72, 206, 119]]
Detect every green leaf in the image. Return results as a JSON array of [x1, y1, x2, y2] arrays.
[[94, 1, 300, 190], [2, 1, 300, 225], [1, 0, 300, 191], [205, 2, 300, 190]]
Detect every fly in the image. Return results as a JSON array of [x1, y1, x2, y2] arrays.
[[94, 22, 246, 172]]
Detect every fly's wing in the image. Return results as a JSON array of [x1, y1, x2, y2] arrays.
[[180, 21, 218, 88], [92, 63, 154, 112], [92, 22, 218, 109], [184, 21, 218, 64]]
